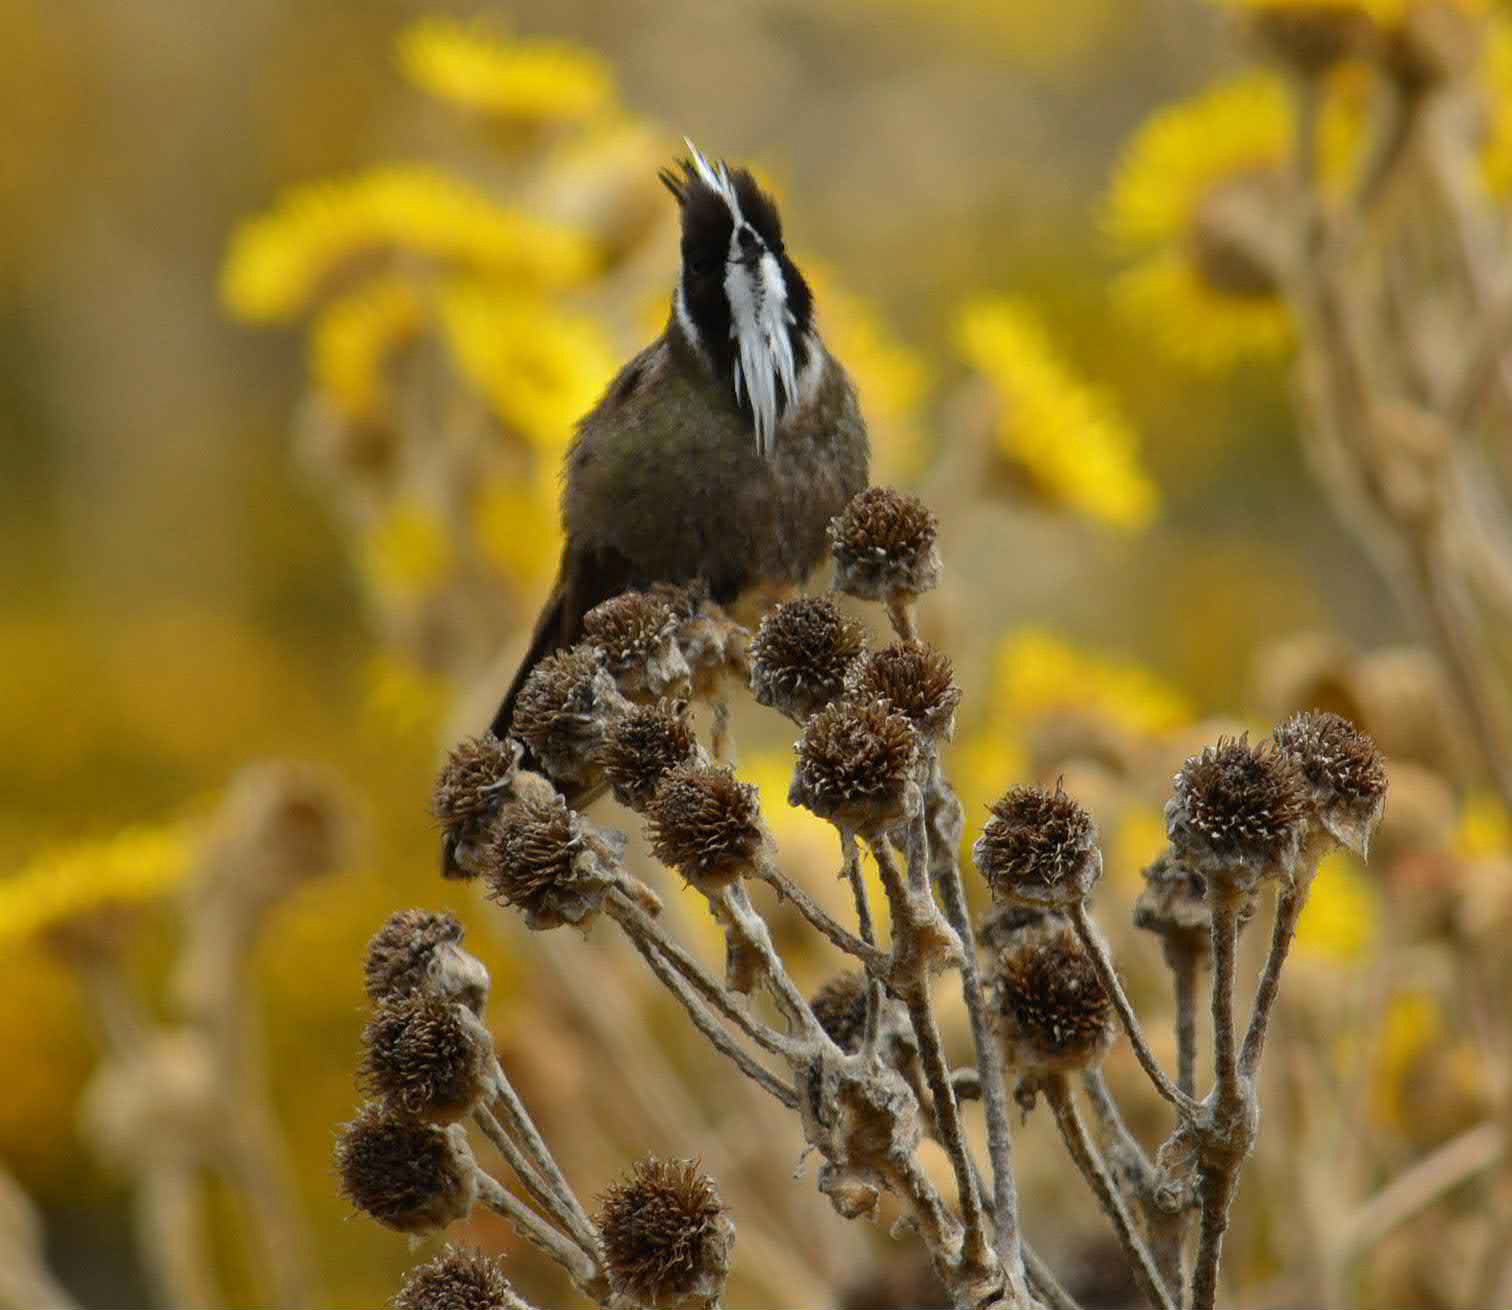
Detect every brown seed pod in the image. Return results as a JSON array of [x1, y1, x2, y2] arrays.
[[748, 596, 867, 723], [810, 972, 870, 1055], [364, 909, 488, 1014], [482, 793, 619, 930], [597, 1158, 735, 1309], [989, 919, 1115, 1075], [790, 698, 919, 832], [510, 645, 625, 790], [361, 994, 495, 1124], [432, 735, 522, 880], [601, 700, 702, 813], [336, 1104, 478, 1235], [646, 764, 764, 888], [972, 782, 1102, 910], [391, 1246, 517, 1310], [1272, 709, 1388, 856], [844, 641, 962, 743], [828, 487, 942, 602], [584, 592, 691, 700]]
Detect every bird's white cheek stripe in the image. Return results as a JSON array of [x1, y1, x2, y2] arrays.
[[727, 249, 798, 458]]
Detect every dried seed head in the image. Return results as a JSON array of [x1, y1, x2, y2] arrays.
[[845, 641, 962, 743], [646, 764, 764, 888], [748, 597, 867, 723], [1166, 736, 1308, 892], [990, 920, 1115, 1074], [601, 699, 702, 812], [483, 793, 618, 930], [584, 593, 691, 700], [1382, 1, 1483, 95], [336, 1104, 478, 1235], [364, 910, 489, 1014], [828, 487, 943, 602], [361, 995, 495, 1125], [433, 735, 521, 880], [1132, 849, 1258, 957], [1273, 710, 1389, 856], [201, 761, 357, 896], [391, 1246, 516, 1310], [976, 903, 1061, 954], [790, 699, 919, 831], [598, 1158, 735, 1309], [511, 645, 625, 789], [810, 972, 870, 1054], [972, 783, 1102, 910], [651, 581, 751, 700], [1244, 6, 1376, 74]]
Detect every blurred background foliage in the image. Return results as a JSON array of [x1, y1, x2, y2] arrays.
[[5, 0, 1512, 1306]]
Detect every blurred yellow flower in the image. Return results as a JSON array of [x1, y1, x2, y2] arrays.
[[1453, 790, 1511, 859], [310, 274, 428, 422], [991, 630, 1192, 739], [221, 167, 597, 323], [956, 299, 1158, 531], [1294, 851, 1380, 964], [857, 0, 1130, 74], [0, 824, 195, 951], [1111, 806, 1168, 894], [362, 652, 451, 739], [1482, 18, 1512, 192], [473, 470, 563, 591], [358, 499, 453, 602], [1208, 0, 1400, 17], [397, 18, 615, 123], [437, 281, 617, 452], [1370, 990, 1442, 1129]]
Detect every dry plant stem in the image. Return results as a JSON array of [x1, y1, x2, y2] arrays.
[[752, 851, 891, 974], [885, 593, 917, 642], [137, 1160, 220, 1310], [838, 834, 886, 1056], [472, 1168, 606, 1297], [487, 1068, 598, 1246], [1239, 880, 1310, 1077], [1068, 903, 1197, 1119], [0, 1167, 82, 1310], [708, 883, 822, 1043], [473, 1105, 602, 1255], [1043, 1076, 1176, 1310], [1023, 1244, 1084, 1310], [1170, 946, 1201, 1100]]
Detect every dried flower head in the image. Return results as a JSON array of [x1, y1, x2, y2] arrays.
[[598, 1158, 735, 1308], [392, 1246, 517, 1310], [1273, 710, 1388, 856], [810, 972, 870, 1054], [990, 920, 1115, 1074], [651, 581, 751, 700], [1241, 5, 1376, 74], [748, 597, 867, 723], [361, 994, 495, 1124], [364, 909, 489, 1014], [828, 487, 943, 602], [601, 699, 702, 812], [336, 1104, 478, 1235], [976, 903, 1061, 954], [483, 792, 618, 930], [510, 645, 625, 789], [845, 641, 962, 743], [1166, 736, 1308, 891], [205, 760, 357, 892], [790, 699, 919, 831], [973, 783, 1102, 910], [1132, 849, 1258, 956], [646, 764, 764, 888], [432, 735, 521, 880], [584, 592, 691, 700]]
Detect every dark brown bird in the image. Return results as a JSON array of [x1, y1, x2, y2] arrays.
[[489, 142, 870, 740]]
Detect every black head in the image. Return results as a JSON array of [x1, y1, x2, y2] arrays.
[[659, 143, 815, 455]]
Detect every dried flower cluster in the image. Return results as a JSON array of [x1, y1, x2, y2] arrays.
[[973, 782, 1102, 909], [828, 486, 942, 602], [749, 596, 868, 723], [790, 697, 919, 830], [336, 1104, 479, 1235], [646, 764, 764, 887], [597, 1158, 734, 1308]]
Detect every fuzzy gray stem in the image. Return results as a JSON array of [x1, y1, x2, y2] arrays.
[[474, 1105, 602, 1256], [1239, 881, 1309, 1077], [472, 1168, 605, 1296], [710, 884, 826, 1045], [1024, 1241, 1085, 1310], [752, 851, 891, 974], [487, 1064, 599, 1247], [1171, 945, 1201, 1100]]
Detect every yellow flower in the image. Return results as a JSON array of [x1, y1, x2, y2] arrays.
[[990, 630, 1192, 738], [956, 299, 1158, 531], [362, 652, 451, 739], [0, 824, 196, 950], [221, 166, 597, 323], [1294, 851, 1380, 964], [310, 274, 428, 422], [397, 18, 615, 124], [1370, 990, 1443, 1129], [1482, 17, 1512, 192], [358, 500, 453, 602], [437, 281, 617, 453], [473, 470, 563, 592], [1111, 806, 1168, 895], [1453, 790, 1511, 859], [1208, 0, 1401, 18]]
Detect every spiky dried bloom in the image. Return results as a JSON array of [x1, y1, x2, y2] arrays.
[[1166, 736, 1308, 891], [650, 581, 751, 700], [1132, 849, 1258, 955], [483, 793, 618, 930], [646, 764, 763, 887], [1273, 710, 1389, 856], [336, 1104, 478, 1235], [810, 972, 869, 1054], [748, 597, 867, 723], [364, 910, 488, 1014], [432, 735, 520, 879], [584, 592, 691, 700], [361, 994, 494, 1124], [789, 699, 919, 831], [598, 1158, 735, 1308], [973, 783, 1102, 910], [510, 645, 625, 788], [828, 487, 942, 602], [601, 699, 702, 812], [845, 641, 962, 743], [976, 903, 1061, 954], [392, 1246, 517, 1310], [990, 920, 1115, 1074]]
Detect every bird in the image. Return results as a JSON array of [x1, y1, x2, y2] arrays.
[[488, 141, 870, 742]]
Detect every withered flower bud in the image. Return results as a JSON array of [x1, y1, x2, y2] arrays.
[[483, 793, 619, 930], [392, 1246, 517, 1310], [973, 783, 1102, 910], [433, 735, 521, 880], [336, 1104, 478, 1235], [646, 764, 764, 888], [364, 910, 489, 1015], [790, 699, 919, 832], [361, 995, 495, 1124], [1273, 710, 1388, 856], [845, 641, 962, 743], [828, 487, 942, 603], [990, 920, 1115, 1074], [1243, 5, 1376, 75], [598, 1158, 735, 1309], [1382, 1, 1483, 96], [1133, 850, 1258, 957], [651, 581, 751, 700], [602, 699, 702, 812], [976, 903, 1060, 954], [810, 972, 870, 1054], [1166, 736, 1308, 893], [748, 597, 867, 723], [510, 645, 625, 789], [584, 593, 691, 700]]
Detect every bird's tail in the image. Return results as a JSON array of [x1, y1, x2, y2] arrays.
[[490, 581, 569, 741]]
